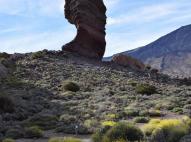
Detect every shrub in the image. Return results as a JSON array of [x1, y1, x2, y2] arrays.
[[125, 109, 139, 117], [25, 126, 43, 138], [2, 139, 15, 142], [5, 129, 24, 139], [48, 137, 82, 142], [148, 110, 163, 117], [62, 81, 80, 92], [25, 115, 58, 130], [136, 84, 157, 95], [133, 117, 150, 123], [84, 119, 98, 129], [128, 80, 137, 87], [172, 107, 183, 114], [105, 114, 117, 120], [142, 119, 161, 136], [101, 121, 117, 127], [59, 114, 76, 124], [0, 94, 15, 113], [143, 118, 191, 142], [92, 126, 112, 142], [103, 122, 144, 142], [31, 51, 45, 59]]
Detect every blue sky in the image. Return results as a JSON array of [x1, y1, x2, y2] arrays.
[[0, 0, 191, 57]]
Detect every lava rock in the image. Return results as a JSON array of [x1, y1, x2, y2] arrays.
[[62, 0, 107, 60]]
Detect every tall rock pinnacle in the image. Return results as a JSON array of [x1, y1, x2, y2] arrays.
[[62, 0, 107, 60]]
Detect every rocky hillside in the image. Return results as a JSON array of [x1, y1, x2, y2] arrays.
[[111, 24, 191, 78], [0, 51, 191, 141]]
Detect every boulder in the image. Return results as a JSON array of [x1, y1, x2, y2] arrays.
[[62, 0, 107, 60], [112, 54, 145, 71]]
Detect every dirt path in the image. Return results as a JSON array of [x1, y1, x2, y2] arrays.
[[16, 131, 92, 142]]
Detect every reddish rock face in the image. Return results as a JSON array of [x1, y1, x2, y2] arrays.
[[62, 0, 107, 60], [112, 54, 145, 71]]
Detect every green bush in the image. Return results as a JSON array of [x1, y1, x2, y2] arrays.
[[48, 137, 82, 142], [5, 129, 24, 139], [103, 122, 143, 142], [62, 81, 80, 92], [0, 94, 15, 113], [172, 107, 183, 114], [31, 51, 45, 59], [133, 117, 150, 123], [25, 126, 43, 138], [2, 139, 15, 142], [136, 84, 157, 95], [143, 118, 191, 142], [92, 126, 111, 142], [148, 110, 163, 117], [125, 109, 139, 117]]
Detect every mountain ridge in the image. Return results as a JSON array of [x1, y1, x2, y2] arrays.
[[106, 24, 191, 77]]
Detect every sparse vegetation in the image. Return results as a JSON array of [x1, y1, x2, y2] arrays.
[[25, 126, 43, 138], [0, 52, 10, 59], [128, 80, 137, 87], [125, 109, 139, 117], [31, 51, 46, 59], [2, 139, 15, 142], [1, 52, 191, 141], [48, 137, 82, 142], [24, 115, 58, 130], [4, 76, 24, 87], [5, 129, 24, 139]]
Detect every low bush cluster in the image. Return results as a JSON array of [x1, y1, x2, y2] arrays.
[[31, 51, 46, 59], [143, 117, 191, 142], [136, 84, 157, 95], [62, 81, 80, 92], [133, 117, 150, 123], [25, 126, 43, 138], [93, 122, 143, 142], [92, 117, 191, 142]]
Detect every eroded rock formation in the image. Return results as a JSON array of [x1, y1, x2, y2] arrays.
[[112, 54, 145, 71], [62, 0, 107, 60]]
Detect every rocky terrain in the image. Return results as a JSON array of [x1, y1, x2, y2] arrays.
[[62, 0, 107, 59], [0, 1, 191, 141], [0, 51, 191, 141], [106, 24, 191, 78]]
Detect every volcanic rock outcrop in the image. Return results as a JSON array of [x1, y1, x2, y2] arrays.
[[112, 54, 145, 71], [62, 0, 107, 60]]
